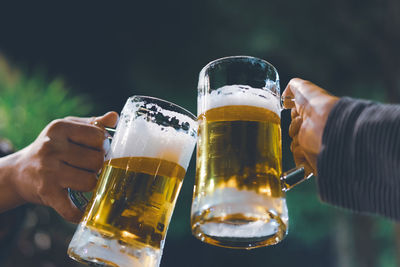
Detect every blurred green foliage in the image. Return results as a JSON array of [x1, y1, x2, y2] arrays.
[[0, 55, 92, 149], [0, 55, 94, 267]]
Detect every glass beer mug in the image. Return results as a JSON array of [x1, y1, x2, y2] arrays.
[[68, 96, 197, 267], [191, 56, 312, 249]]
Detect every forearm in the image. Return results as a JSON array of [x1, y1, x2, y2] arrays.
[[317, 97, 400, 220], [0, 151, 26, 212]]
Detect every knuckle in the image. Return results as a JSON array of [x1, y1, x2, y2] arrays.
[[47, 119, 68, 133], [64, 116, 75, 121], [289, 122, 300, 138], [293, 117, 302, 128], [298, 79, 311, 86], [288, 127, 294, 138], [289, 78, 311, 89], [289, 77, 305, 86], [37, 137, 55, 156]]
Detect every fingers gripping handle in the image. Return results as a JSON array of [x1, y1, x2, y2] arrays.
[[68, 126, 115, 212], [281, 167, 313, 192], [280, 95, 312, 190]]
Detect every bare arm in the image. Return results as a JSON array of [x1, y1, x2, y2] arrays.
[[0, 152, 24, 211]]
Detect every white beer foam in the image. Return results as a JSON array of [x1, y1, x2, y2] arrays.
[[107, 100, 197, 170], [198, 85, 281, 117]]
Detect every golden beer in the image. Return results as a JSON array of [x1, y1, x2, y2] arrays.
[[191, 86, 288, 249], [69, 156, 185, 263]]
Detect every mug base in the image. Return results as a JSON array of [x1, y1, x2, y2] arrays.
[[191, 188, 288, 249], [68, 223, 161, 267]]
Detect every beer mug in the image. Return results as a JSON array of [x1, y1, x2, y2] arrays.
[[191, 56, 311, 249], [68, 96, 197, 267]]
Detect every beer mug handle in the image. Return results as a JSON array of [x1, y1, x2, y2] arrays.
[[279, 96, 313, 191], [68, 189, 91, 212], [280, 167, 313, 192], [68, 127, 115, 212]]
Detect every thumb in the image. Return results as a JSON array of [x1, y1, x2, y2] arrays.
[[94, 111, 119, 128], [282, 78, 331, 117], [65, 112, 119, 128]]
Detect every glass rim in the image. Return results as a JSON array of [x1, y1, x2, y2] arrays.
[[128, 95, 197, 122], [200, 55, 279, 80]]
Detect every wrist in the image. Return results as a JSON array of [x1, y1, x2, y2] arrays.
[[323, 96, 340, 121], [0, 150, 27, 211]]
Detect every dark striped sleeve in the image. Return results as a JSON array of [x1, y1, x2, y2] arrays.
[[317, 97, 400, 220]]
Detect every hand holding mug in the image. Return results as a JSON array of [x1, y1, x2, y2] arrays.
[[0, 112, 118, 222], [282, 78, 339, 176]]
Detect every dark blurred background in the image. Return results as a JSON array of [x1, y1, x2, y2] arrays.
[[0, 1, 399, 266]]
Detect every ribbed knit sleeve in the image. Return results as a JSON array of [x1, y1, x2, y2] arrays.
[[317, 97, 400, 220]]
